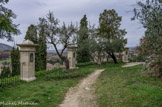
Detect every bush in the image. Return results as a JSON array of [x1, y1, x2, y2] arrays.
[[35, 68, 62, 77], [0, 67, 11, 78], [76, 62, 94, 67], [129, 55, 146, 62], [45, 68, 94, 80]]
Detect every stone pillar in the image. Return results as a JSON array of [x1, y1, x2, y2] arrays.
[[67, 45, 77, 69], [17, 40, 37, 82], [122, 47, 129, 63]]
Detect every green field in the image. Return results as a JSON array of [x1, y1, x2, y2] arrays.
[[0, 65, 97, 107], [95, 64, 162, 107], [0, 63, 161, 107], [0, 59, 11, 65]]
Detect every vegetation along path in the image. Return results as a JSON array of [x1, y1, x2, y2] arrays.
[[122, 62, 145, 67], [59, 69, 105, 107]]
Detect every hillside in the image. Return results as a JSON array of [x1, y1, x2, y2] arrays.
[[128, 46, 137, 50], [0, 43, 12, 51]]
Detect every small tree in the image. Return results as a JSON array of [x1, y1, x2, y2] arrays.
[[0, 0, 20, 41], [1, 67, 11, 78], [37, 22, 47, 70], [77, 15, 90, 63], [11, 47, 20, 76], [88, 38, 104, 65], [25, 24, 38, 43]]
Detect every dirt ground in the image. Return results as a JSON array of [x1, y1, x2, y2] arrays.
[[122, 62, 145, 67], [59, 69, 104, 107]]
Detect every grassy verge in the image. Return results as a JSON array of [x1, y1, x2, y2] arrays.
[[0, 59, 11, 65], [95, 64, 162, 107], [0, 65, 97, 107]]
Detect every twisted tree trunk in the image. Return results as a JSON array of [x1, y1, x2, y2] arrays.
[[108, 52, 118, 64]]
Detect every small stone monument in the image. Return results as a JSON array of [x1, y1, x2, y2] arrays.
[[122, 47, 129, 63], [17, 40, 37, 82], [67, 44, 77, 69]]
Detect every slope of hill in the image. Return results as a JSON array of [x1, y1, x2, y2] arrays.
[[128, 46, 137, 50], [0, 43, 12, 51]]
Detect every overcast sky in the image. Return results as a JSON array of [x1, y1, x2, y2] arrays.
[[0, 0, 145, 48]]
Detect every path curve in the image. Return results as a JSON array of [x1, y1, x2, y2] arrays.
[[59, 69, 104, 107], [122, 62, 145, 67]]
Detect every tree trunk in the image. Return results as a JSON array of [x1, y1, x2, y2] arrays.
[[64, 58, 69, 70], [62, 56, 69, 70], [108, 52, 118, 64]]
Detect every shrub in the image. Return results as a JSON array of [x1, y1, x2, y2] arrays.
[[45, 68, 94, 80], [76, 62, 94, 67], [35, 68, 62, 77]]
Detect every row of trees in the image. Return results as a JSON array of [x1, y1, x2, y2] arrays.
[[77, 9, 127, 64], [37, 9, 127, 69], [0, 0, 127, 71]]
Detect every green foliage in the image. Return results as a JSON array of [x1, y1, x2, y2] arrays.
[[47, 59, 63, 65], [47, 59, 56, 65], [25, 24, 38, 43], [38, 12, 77, 70], [37, 22, 47, 71], [98, 9, 127, 63], [35, 68, 62, 77], [76, 62, 94, 67], [77, 15, 90, 63], [11, 47, 20, 76], [0, 0, 20, 41], [132, 0, 162, 55], [0, 66, 11, 78], [102, 39, 126, 53], [99, 9, 122, 38], [0, 59, 11, 65], [77, 40, 91, 63], [88, 38, 104, 64], [129, 55, 146, 62], [132, 0, 162, 76], [45, 68, 94, 81]]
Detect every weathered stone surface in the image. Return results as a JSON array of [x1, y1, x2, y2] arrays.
[[17, 40, 37, 82], [67, 45, 77, 69], [122, 47, 129, 63]]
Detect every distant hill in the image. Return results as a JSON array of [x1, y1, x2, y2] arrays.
[[128, 46, 137, 50], [47, 49, 67, 53], [0, 43, 12, 51]]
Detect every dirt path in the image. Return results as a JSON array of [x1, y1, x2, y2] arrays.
[[59, 69, 104, 107], [122, 62, 145, 67]]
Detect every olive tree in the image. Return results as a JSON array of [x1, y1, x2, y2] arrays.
[[132, 0, 162, 77], [39, 12, 77, 70]]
